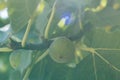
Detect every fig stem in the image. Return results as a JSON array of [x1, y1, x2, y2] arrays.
[[21, 0, 44, 47], [21, 18, 33, 47], [91, 52, 98, 80], [44, 0, 57, 39], [0, 47, 13, 52], [85, 0, 107, 12], [10, 38, 53, 50], [23, 64, 33, 80], [35, 49, 49, 64]]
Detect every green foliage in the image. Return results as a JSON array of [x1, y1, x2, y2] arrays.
[[0, 0, 120, 80], [35, 1, 50, 36], [86, 7, 120, 27], [7, 0, 40, 32], [9, 70, 22, 80]]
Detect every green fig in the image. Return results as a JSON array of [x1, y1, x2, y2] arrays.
[[9, 51, 21, 70], [9, 50, 32, 72], [49, 37, 75, 63]]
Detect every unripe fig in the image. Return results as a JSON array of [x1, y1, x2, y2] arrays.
[[49, 37, 75, 63], [9, 50, 32, 72]]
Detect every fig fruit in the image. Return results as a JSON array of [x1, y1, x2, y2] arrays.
[[49, 37, 75, 63]]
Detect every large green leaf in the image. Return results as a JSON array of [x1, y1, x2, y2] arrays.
[[9, 70, 22, 80], [7, 0, 40, 32], [29, 52, 120, 80], [30, 56, 75, 80], [85, 7, 120, 27], [84, 27, 120, 48], [35, 1, 50, 36], [83, 27, 120, 76]]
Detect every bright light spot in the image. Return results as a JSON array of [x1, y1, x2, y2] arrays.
[[4, 0, 8, 2], [0, 60, 7, 73], [57, 17, 66, 28], [37, 1, 45, 13], [0, 24, 10, 32], [52, 30, 56, 34], [0, 8, 8, 19], [0, 24, 11, 42], [113, 3, 120, 10], [67, 62, 76, 68], [58, 14, 71, 29], [64, 16, 71, 25], [58, 13, 75, 30]]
